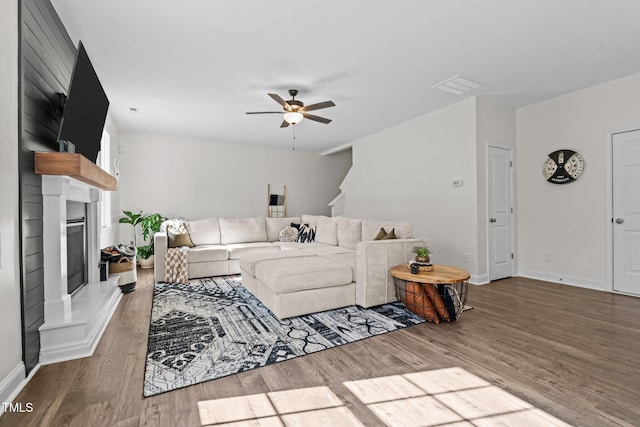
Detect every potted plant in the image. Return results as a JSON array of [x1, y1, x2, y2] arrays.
[[137, 213, 166, 268], [115, 210, 143, 292], [119, 210, 143, 247], [136, 243, 155, 268], [413, 246, 431, 263], [119, 211, 166, 268]]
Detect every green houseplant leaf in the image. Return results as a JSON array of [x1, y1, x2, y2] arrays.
[[119, 210, 143, 246], [119, 210, 143, 226], [140, 213, 165, 242], [138, 213, 167, 258], [413, 246, 431, 258], [137, 243, 154, 260], [118, 211, 166, 255]]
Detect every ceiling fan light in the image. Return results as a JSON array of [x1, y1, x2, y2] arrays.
[[283, 111, 303, 125]]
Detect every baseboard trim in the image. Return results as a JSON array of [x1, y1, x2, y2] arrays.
[[517, 269, 605, 291], [469, 274, 490, 285], [0, 363, 41, 417], [39, 288, 122, 365], [0, 363, 25, 414]]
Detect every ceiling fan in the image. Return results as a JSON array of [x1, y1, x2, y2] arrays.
[[246, 89, 335, 128]]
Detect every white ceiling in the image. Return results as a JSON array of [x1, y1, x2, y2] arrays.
[[51, 0, 640, 152]]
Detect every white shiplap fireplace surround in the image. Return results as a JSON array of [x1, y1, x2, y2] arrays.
[[37, 153, 121, 364]]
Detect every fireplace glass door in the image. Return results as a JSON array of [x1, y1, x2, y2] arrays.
[[67, 217, 87, 295]]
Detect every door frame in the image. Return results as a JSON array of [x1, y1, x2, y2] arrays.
[[486, 143, 516, 282], [605, 124, 640, 293]]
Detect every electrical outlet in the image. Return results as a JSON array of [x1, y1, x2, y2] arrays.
[[543, 252, 551, 262], [463, 253, 470, 263]]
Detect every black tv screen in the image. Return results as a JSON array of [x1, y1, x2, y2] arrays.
[[57, 41, 109, 163]]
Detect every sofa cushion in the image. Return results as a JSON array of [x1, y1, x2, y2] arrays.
[[265, 217, 301, 242], [188, 218, 221, 246], [239, 245, 353, 277], [315, 216, 339, 246], [301, 214, 326, 228], [239, 251, 314, 276], [226, 242, 279, 260], [272, 242, 327, 251], [219, 217, 267, 244], [337, 217, 363, 250], [362, 218, 413, 240], [322, 252, 356, 278], [297, 245, 354, 257], [256, 257, 353, 294], [187, 245, 228, 263]]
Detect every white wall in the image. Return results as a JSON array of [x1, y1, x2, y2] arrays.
[[342, 98, 481, 278], [116, 132, 351, 242], [99, 115, 120, 248], [516, 72, 640, 289], [0, 0, 26, 404], [475, 98, 517, 281]]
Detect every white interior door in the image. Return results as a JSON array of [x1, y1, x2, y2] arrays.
[[613, 130, 640, 295], [488, 146, 514, 281]]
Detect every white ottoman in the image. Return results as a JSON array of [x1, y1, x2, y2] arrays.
[[254, 257, 355, 319]]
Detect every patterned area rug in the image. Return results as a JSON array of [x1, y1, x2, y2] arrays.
[[143, 276, 425, 397]]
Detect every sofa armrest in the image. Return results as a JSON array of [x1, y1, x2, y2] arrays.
[[355, 238, 427, 308], [154, 231, 168, 282]]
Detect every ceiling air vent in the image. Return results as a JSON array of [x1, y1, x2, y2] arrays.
[[432, 74, 484, 95]]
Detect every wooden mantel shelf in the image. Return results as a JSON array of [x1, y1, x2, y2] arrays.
[[34, 152, 117, 191]]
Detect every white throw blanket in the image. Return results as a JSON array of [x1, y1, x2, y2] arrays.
[[164, 246, 189, 284]]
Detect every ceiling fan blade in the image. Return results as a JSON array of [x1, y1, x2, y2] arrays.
[[302, 100, 335, 112], [303, 113, 332, 124], [269, 93, 291, 110], [246, 111, 283, 114], [280, 120, 290, 128]]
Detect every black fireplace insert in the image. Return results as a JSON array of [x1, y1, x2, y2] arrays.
[[67, 216, 87, 295]]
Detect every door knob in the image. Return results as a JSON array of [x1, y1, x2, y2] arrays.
[[489, 218, 497, 223], [615, 218, 624, 224]]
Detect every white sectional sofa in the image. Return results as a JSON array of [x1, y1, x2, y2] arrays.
[[154, 215, 426, 319]]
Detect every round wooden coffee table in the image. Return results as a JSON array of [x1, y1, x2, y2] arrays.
[[390, 264, 470, 321], [390, 264, 470, 284]]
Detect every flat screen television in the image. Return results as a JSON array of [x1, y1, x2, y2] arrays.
[[57, 41, 109, 164]]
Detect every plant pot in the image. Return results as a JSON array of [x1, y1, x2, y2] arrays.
[[415, 255, 430, 263], [139, 254, 154, 269]]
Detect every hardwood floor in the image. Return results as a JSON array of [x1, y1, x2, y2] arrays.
[[2, 269, 639, 426]]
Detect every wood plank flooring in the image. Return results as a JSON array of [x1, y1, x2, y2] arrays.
[[2, 269, 639, 426]]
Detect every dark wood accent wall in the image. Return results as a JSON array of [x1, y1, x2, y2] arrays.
[[19, 0, 76, 373]]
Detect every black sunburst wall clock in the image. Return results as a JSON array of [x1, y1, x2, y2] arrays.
[[542, 149, 585, 184]]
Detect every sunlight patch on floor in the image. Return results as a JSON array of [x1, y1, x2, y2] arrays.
[[198, 367, 572, 426]]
